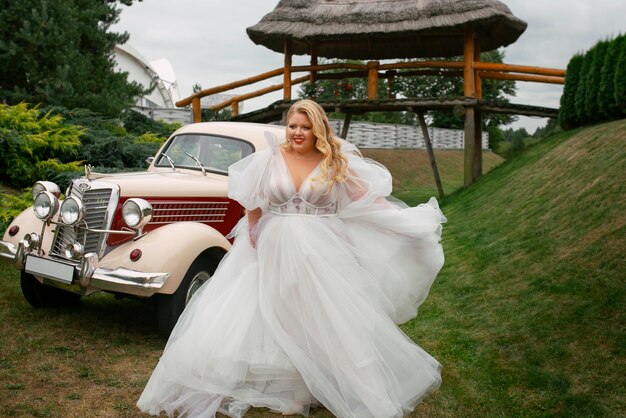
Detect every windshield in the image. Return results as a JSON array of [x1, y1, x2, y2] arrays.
[[155, 134, 254, 173]]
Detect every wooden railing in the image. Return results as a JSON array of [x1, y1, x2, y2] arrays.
[[176, 60, 565, 123]]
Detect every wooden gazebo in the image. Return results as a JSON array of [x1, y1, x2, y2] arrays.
[[177, 0, 565, 187]]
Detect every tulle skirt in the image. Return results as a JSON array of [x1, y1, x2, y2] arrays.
[[137, 204, 443, 418]]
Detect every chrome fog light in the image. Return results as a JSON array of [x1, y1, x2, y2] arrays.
[[24, 232, 41, 251], [33, 191, 60, 221], [64, 242, 85, 260], [60, 196, 85, 226], [32, 181, 61, 199], [122, 198, 152, 229]]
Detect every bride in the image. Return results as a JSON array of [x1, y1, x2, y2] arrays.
[[137, 99, 446, 418]]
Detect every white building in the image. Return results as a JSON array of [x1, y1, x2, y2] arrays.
[[113, 44, 190, 124]]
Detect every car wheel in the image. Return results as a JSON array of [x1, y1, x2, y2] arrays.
[[20, 271, 81, 308], [156, 255, 216, 336]]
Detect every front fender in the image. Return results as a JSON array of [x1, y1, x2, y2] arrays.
[[97, 222, 231, 295], [2, 207, 50, 247]]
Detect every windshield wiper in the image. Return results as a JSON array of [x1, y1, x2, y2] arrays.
[[161, 153, 176, 171], [185, 152, 207, 176]]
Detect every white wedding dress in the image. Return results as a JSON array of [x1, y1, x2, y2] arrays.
[[137, 138, 446, 418]]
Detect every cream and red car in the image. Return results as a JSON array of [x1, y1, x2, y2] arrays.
[[0, 122, 281, 335]]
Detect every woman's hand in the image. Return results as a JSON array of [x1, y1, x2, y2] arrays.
[[247, 208, 262, 248]]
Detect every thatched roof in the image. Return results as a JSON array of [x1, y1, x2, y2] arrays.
[[247, 0, 527, 59]]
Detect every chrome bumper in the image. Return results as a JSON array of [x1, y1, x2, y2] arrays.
[[0, 240, 17, 262], [2, 239, 170, 297]]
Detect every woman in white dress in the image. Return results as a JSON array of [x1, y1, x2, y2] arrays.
[[137, 99, 446, 418]]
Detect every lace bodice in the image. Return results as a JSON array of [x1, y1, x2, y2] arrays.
[[266, 152, 338, 216]]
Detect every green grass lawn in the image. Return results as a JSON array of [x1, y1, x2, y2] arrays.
[[0, 120, 624, 416]]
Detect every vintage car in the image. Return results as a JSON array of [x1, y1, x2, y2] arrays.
[[0, 122, 282, 335]]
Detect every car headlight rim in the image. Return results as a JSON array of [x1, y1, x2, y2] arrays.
[[122, 198, 152, 229], [60, 196, 85, 226], [33, 191, 60, 221], [32, 181, 61, 200]]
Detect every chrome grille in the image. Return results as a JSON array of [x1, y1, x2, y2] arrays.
[[51, 181, 116, 259], [149, 201, 229, 224]]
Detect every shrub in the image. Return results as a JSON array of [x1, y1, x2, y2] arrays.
[[0, 188, 31, 236], [0, 103, 83, 189]]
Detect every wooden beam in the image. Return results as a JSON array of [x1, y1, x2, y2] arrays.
[[474, 42, 482, 99], [309, 43, 318, 86], [284, 37, 292, 100], [231, 102, 239, 117], [474, 62, 566, 77], [176, 67, 284, 107], [210, 75, 309, 111], [386, 70, 397, 99], [367, 61, 379, 99], [463, 26, 476, 187], [474, 109, 482, 181], [416, 112, 444, 198], [192, 98, 201, 123], [478, 71, 565, 84], [341, 112, 353, 139], [464, 107, 476, 187]]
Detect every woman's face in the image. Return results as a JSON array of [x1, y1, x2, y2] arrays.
[[287, 112, 316, 155]]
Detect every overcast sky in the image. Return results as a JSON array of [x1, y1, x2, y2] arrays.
[[113, 0, 625, 133]]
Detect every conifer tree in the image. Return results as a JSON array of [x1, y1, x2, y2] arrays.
[[584, 40, 608, 123], [614, 35, 626, 116], [574, 48, 594, 125], [599, 35, 624, 119], [559, 54, 584, 129], [0, 0, 143, 116]]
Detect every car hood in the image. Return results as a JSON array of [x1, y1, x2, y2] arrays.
[[88, 170, 229, 198]]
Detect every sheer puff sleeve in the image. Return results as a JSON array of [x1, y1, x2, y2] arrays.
[[228, 147, 272, 212], [338, 142, 447, 325]]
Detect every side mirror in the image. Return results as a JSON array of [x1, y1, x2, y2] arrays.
[[145, 156, 155, 166]]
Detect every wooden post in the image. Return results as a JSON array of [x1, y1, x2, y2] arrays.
[[474, 42, 482, 100], [464, 108, 476, 187], [284, 37, 292, 101], [367, 61, 379, 99], [473, 39, 482, 180], [341, 112, 353, 139], [386, 70, 396, 99], [474, 109, 482, 181], [416, 112, 444, 198], [463, 26, 476, 187], [309, 43, 318, 85], [231, 102, 239, 117], [192, 97, 201, 123]]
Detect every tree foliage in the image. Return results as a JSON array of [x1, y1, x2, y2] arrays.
[[559, 54, 584, 129], [0, 0, 144, 116], [0, 102, 83, 188], [599, 35, 624, 118], [614, 35, 626, 116], [584, 40, 608, 123], [559, 34, 625, 129]]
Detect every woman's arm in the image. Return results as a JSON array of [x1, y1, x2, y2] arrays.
[[247, 208, 262, 248]]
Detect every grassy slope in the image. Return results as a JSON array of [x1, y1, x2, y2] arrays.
[[0, 121, 623, 416], [362, 149, 504, 204], [407, 119, 625, 416]]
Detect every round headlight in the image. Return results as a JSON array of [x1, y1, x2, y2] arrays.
[[122, 198, 152, 229], [60, 196, 85, 226], [32, 181, 61, 200], [64, 242, 84, 260], [33, 191, 60, 221]]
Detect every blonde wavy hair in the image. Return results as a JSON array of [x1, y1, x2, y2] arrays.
[[282, 100, 349, 190]]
